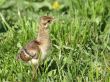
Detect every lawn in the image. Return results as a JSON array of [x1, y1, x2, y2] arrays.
[[0, 0, 110, 82]]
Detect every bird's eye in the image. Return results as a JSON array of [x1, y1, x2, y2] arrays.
[[47, 20, 51, 23]]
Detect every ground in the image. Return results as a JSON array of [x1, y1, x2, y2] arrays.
[[0, 0, 110, 82]]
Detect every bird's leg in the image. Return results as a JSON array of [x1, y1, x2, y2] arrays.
[[31, 51, 41, 80], [32, 64, 38, 80]]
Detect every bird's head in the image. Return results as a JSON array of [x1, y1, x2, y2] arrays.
[[40, 16, 54, 29]]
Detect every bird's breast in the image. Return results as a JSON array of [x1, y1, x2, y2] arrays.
[[28, 59, 39, 65], [39, 43, 50, 61]]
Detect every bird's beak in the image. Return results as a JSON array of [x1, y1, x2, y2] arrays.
[[52, 17, 56, 24], [52, 17, 55, 22]]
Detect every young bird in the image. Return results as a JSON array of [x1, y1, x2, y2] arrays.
[[17, 16, 54, 74]]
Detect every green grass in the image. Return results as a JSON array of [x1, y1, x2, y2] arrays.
[[0, 0, 110, 82]]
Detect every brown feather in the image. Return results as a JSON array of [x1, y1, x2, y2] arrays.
[[17, 16, 54, 64]]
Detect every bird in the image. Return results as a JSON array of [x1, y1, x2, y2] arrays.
[[16, 16, 54, 79]]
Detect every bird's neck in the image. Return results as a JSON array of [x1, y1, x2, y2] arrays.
[[37, 24, 50, 45]]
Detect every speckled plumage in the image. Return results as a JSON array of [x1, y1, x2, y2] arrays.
[[17, 16, 53, 65]]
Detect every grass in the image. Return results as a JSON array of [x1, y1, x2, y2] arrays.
[[0, 0, 110, 82]]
